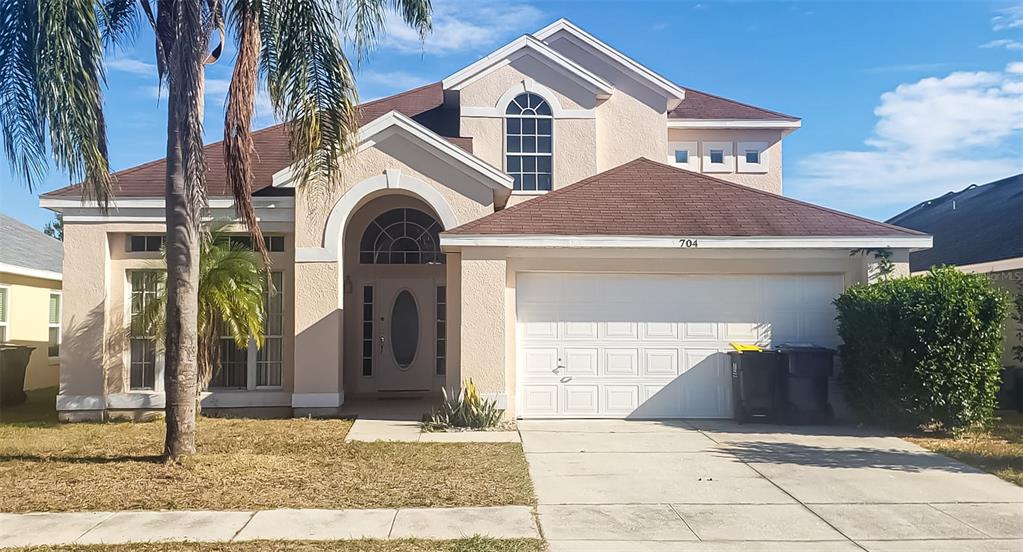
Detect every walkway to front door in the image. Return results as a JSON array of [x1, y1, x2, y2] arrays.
[[520, 420, 1023, 551]]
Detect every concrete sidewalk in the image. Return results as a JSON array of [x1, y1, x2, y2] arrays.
[[0, 506, 539, 548]]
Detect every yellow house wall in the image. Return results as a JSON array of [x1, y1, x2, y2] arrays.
[[0, 272, 61, 390]]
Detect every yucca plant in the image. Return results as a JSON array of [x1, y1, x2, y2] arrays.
[[424, 378, 503, 431]]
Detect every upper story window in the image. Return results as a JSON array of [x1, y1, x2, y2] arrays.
[[227, 235, 285, 252], [128, 235, 164, 252], [737, 141, 769, 174], [505, 93, 553, 192], [360, 208, 444, 265]]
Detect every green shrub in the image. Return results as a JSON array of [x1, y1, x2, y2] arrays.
[[424, 378, 503, 431], [835, 267, 1010, 433]]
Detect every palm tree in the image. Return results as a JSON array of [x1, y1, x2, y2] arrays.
[[143, 229, 267, 394], [0, 0, 431, 460]]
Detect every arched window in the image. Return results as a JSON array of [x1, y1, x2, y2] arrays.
[[359, 208, 444, 264], [506, 93, 553, 192]]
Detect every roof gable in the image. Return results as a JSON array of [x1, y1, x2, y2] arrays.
[[446, 158, 923, 240], [534, 18, 684, 106], [0, 214, 63, 278], [442, 35, 614, 97]]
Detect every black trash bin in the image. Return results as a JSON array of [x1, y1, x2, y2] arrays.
[[0, 344, 34, 406], [728, 348, 784, 423], [776, 344, 835, 425]]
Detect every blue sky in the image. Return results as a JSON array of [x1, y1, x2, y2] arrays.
[[2, 0, 1021, 231]]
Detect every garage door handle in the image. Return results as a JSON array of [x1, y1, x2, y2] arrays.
[[552, 365, 564, 374]]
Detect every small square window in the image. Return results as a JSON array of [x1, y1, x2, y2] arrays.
[[674, 150, 689, 164], [745, 150, 760, 164], [710, 150, 724, 164]]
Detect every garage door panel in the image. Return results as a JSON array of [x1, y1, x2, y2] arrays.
[[563, 385, 599, 415], [564, 348, 598, 376], [516, 272, 843, 419], [604, 385, 640, 413], [604, 348, 639, 376], [644, 348, 679, 376]]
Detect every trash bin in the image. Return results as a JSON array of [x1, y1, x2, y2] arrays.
[[0, 344, 33, 406], [728, 347, 784, 424], [997, 367, 1023, 413], [776, 344, 835, 425]]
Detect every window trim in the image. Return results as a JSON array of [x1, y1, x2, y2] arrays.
[[0, 284, 9, 343], [504, 92, 554, 193], [667, 141, 698, 170], [208, 271, 285, 391], [737, 141, 769, 174], [701, 141, 735, 173], [48, 291, 61, 358], [127, 234, 165, 253]]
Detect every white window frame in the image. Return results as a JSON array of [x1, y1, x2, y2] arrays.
[[209, 270, 284, 391], [666, 141, 698, 171], [0, 285, 9, 342], [48, 291, 61, 358], [504, 92, 554, 195], [737, 141, 769, 174], [125, 270, 165, 392], [701, 141, 734, 173]]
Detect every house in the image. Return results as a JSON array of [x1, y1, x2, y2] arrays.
[[41, 19, 930, 421], [888, 174, 1022, 368], [0, 214, 63, 391]]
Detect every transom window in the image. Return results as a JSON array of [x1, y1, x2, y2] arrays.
[[360, 208, 444, 265], [505, 93, 553, 192]]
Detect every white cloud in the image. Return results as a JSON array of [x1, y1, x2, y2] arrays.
[[981, 38, 1023, 51], [380, 0, 545, 55], [106, 56, 157, 76], [788, 65, 1023, 218], [992, 5, 1023, 31], [1008, 61, 1023, 74]]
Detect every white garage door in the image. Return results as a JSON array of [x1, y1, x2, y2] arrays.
[[515, 273, 844, 419]]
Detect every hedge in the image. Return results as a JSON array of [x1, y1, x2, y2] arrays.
[[834, 267, 1010, 433]]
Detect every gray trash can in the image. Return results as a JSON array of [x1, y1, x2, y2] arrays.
[[775, 344, 835, 425], [0, 344, 34, 406]]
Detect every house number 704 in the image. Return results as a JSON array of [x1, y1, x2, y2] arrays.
[[679, 239, 699, 248]]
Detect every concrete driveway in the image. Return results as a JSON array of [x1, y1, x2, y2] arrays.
[[519, 419, 1023, 551]]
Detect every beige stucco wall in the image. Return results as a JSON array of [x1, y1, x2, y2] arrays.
[[458, 62, 592, 111], [667, 129, 785, 194], [0, 272, 61, 390], [595, 90, 667, 172]]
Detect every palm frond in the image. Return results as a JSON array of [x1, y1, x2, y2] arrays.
[[0, 0, 47, 188], [99, 0, 140, 46], [260, 0, 360, 191], [224, 0, 269, 268]]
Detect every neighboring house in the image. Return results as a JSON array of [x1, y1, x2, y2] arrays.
[[42, 19, 930, 421], [888, 174, 1022, 368], [0, 214, 63, 390]]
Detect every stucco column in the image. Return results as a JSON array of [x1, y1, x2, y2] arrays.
[[56, 223, 109, 421], [292, 261, 343, 416], [458, 255, 508, 410]]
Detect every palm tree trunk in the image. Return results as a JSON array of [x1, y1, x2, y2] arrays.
[[163, 86, 200, 461]]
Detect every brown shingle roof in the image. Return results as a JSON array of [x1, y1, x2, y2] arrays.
[[42, 82, 454, 199], [670, 88, 799, 121], [446, 158, 920, 237]]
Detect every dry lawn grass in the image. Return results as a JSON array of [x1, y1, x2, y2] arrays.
[[0, 391, 533, 512], [907, 412, 1023, 486], [11, 538, 544, 552]]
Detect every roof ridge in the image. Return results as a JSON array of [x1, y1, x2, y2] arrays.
[[675, 86, 800, 121]]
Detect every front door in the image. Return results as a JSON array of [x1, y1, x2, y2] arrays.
[[375, 278, 435, 392]]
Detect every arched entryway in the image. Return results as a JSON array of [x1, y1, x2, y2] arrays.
[[342, 194, 447, 396]]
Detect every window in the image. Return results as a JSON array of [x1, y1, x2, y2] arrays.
[[227, 235, 285, 252], [210, 271, 284, 389], [362, 285, 374, 376], [128, 235, 164, 252], [48, 292, 61, 357], [701, 141, 734, 173], [129, 271, 163, 390], [674, 150, 689, 164], [506, 93, 553, 192], [667, 141, 697, 169], [436, 286, 446, 376], [737, 142, 769, 173], [359, 208, 444, 265], [0, 286, 8, 342]]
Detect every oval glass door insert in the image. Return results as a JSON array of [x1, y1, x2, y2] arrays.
[[390, 290, 419, 369]]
